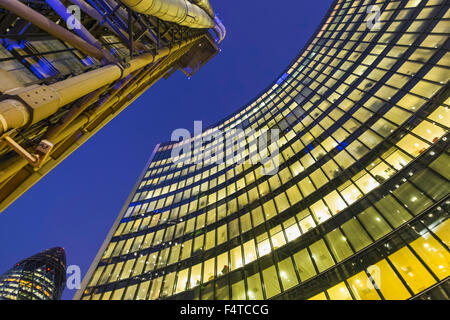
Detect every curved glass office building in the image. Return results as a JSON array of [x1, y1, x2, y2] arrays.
[[77, 0, 450, 300], [0, 247, 67, 300]]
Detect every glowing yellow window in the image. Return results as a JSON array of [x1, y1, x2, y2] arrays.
[[324, 190, 347, 215], [111, 288, 125, 300], [190, 263, 202, 288], [285, 224, 301, 242], [355, 173, 380, 194], [410, 80, 441, 99], [327, 282, 352, 300], [396, 134, 430, 158], [432, 219, 450, 247], [299, 215, 316, 233], [243, 240, 257, 264], [263, 200, 277, 220], [309, 239, 335, 273], [149, 277, 162, 300], [289, 161, 304, 176], [308, 291, 327, 300], [262, 266, 281, 298], [384, 149, 412, 170], [370, 259, 411, 300], [203, 258, 215, 283], [397, 94, 426, 112], [388, 247, 436, 294], [175, 268, 189, 293], [230, 246, 243, 271], [340, 183, 363, 205], [286, 185, 302, 205], [270, 229, 286, 249], [410, 233, 450, 280], [369, 160, 395, 181], [347, 271, 381, 300], [278, 258, 299, 290], [412, 121, 446, 144], [257, 235, 272, 257], [298, 177, 316, 197], [427, 105, 450, 128], [247, 273, 264, 300], [274, 193, 290, 213], [310, 199, 332, 223], [217, 252, 229, 276]]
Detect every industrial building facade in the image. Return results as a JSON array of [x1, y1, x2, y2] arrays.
[[0, 0, 224, 212], [77, 0, 450, 300]]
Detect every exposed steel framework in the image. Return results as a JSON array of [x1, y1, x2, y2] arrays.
[[0, 0, 224, 212]]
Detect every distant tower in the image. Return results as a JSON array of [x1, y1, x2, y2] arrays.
[[0, 0, 225, 212], [0, 247, 67, 300]]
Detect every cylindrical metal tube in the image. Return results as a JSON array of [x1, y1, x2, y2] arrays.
[[45, 0, 109, 55], [0, 99, 30, 133], [120, 0, 215, 29], [67, 0, 146, 51], [66, 0, 103, 21], [191, 0, 214, 18]]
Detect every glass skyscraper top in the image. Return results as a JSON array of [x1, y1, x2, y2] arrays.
[[0, 247, 67, 300], [77, 0, 450, 300]]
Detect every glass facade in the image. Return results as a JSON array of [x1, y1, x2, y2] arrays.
[[0, 247, 67, 300], [78, 0, 450, 300]]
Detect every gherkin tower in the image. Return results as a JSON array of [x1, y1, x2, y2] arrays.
[[0, 247, 67, 300], [77, 0, 450, 300]]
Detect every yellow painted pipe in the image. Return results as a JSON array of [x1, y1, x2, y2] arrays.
[[0, 45, 179, 184], [0, 60, 170, 212], [120, 0, 215, 29]]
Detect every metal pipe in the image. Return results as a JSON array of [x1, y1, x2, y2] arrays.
[[119, 0, 215, 29], [2, 135, 39, 165], [44, 87, 106, 142], [67, 0, 103, 21], [67, 0, 146, 51], [0, 0, 105, 60], [0, 35, 201, 135], [0, 112, 89, 185], [45, 0, 116, 61], [213, 15, 226, 43], [191, 0, 214, 18], [0, 64, 154, 183], [0, 54, 172, 204], [0, 99, 30, 133]]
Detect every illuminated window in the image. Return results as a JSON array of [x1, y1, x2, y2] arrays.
[[388, 247, 436, 294]]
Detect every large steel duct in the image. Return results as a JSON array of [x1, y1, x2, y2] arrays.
[[119, 0, 215, 29], [191, 0, 214, 18], [213, 15, 226, 43], [119, 0, 225, 43]]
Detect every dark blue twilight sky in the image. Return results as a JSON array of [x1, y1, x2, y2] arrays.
[[0, 1, 330, 299]]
